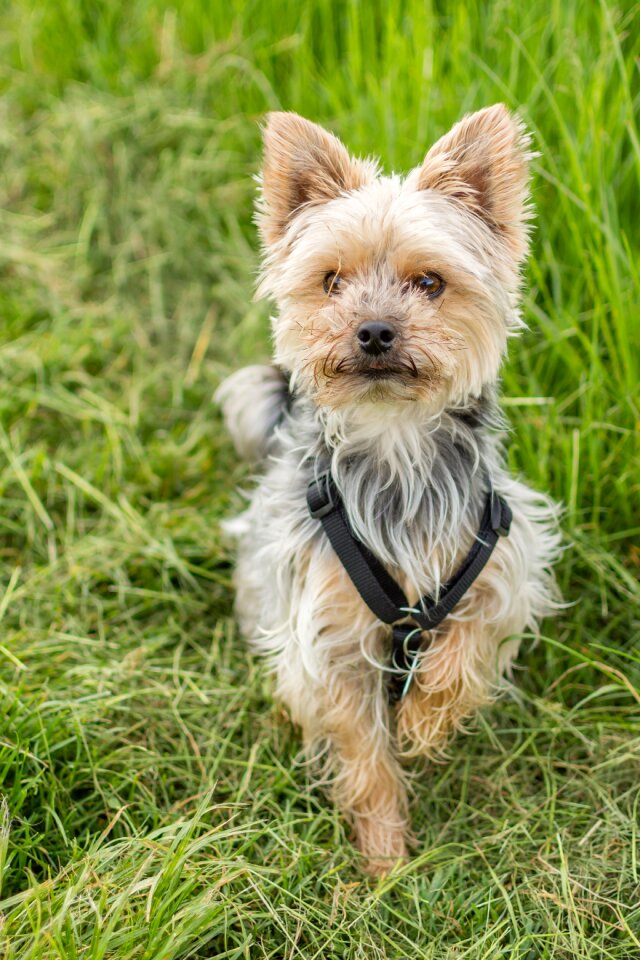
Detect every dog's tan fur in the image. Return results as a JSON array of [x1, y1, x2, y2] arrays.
[[217, 105, 560, 874]]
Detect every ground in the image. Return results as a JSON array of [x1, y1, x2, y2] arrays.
[[0, 2, 638, 957]]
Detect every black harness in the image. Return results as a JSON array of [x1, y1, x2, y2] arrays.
[[307, 466, 512, 702]]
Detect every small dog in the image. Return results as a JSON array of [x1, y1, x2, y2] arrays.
[[217, 105, 560, 874]]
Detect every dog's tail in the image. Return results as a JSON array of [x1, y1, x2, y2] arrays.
[[215, 364, 291, 463]]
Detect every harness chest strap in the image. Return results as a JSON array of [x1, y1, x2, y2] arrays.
[[306, 467, 513, 702]]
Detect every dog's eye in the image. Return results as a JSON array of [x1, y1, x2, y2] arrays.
[[323, 271, 343, 295], [412, 272, 445, 299]]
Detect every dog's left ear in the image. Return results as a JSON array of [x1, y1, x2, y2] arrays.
[[258, 112, 376, 247], [417, 104, 532, 261]]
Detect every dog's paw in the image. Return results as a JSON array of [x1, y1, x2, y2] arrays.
[[355, 820, 409, 877]]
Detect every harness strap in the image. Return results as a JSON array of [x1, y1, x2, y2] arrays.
[[307, 470, 408, 624], [307, 466, 512, 702]]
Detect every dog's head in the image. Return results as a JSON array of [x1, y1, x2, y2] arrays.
[[256, 106, 532, 412]]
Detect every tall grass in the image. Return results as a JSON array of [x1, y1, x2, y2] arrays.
[[0, 1, 638, 957]]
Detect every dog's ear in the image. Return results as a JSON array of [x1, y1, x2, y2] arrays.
[[258, 112, 376, 246], [416, 104, 532, 261]]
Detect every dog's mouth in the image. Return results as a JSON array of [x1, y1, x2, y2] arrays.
[[332, 356, 420, 381], [319, 353, 444, 401], [361, 366, 405, 380]]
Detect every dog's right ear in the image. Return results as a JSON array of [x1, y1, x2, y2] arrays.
[[257, 112, 376, 246], [416, 104, 533, 263]]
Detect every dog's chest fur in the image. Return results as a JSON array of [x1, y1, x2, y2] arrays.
[[263, 389, 503, 599]]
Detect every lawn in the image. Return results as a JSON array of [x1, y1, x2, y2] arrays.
[[0, 1, 638, 957]]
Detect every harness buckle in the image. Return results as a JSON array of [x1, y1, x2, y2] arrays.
[[388, 621, 428, 703], [490, 490, 512, 537], [307, 471, 336, 519]]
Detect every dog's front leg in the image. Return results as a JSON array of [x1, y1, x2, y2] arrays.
[[288, 553, 410, 873], [296, 668, 409, 875], [249, 537, 411, 873], [328, 691, 409, 874], [395, 617, 513, 758]]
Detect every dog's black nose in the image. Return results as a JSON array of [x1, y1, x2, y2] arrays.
[[356, 321, 396, 356]]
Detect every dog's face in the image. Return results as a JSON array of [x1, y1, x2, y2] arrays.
[[256, 106, 531, 411]]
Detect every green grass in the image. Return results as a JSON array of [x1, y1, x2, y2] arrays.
[[0, 0, 638, 956]]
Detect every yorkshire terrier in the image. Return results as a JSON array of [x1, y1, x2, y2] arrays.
[[217, 105, 560, 874]]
